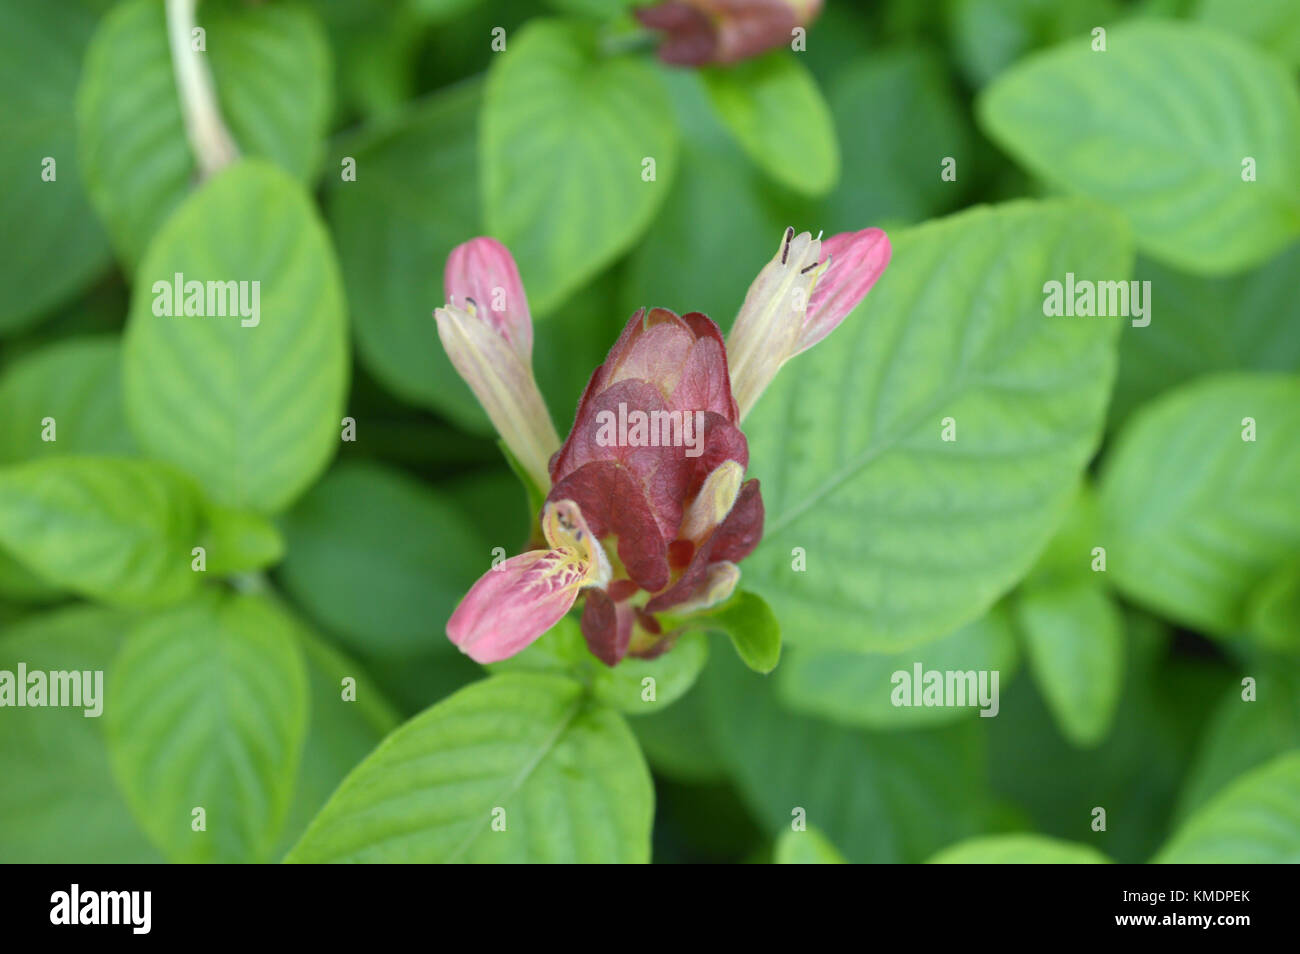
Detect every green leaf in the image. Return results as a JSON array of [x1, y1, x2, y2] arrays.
[[482, 18, 678, 313], [1015, 581, 1124, 747], [773, 826, 847, 864], [676, 590, 781, 674], [0, 456, 202, 607], [776, 605, 1018, 729], [490, 615, 710, 715], [703, 649, 993, 862], [631, 684, 728, 784], [274, 620, 401, 857], [0, 605, 163, 862], [1176, 664, 1300, 821], [77, 0, 332, 265], [1110, 247, 1300, 431], [105, 591, 309, 863], [619, 69, 801, 328], [123, 159, 348, 514], [701, 52, 838, 197], [1197, 0, 1300, 67], [817, 48, 975, 230], [1099, 373, 1300, 635], [0, 336, 135, 465], [286, 673, 653, 862], [742, 199, 1130, 652], [324, 80, 489, 431], [928, 833, 1110, 864], [200, 504, 284, 575], [1246, 561, 1300, 652], [276, 461, 488, 657], [0, 0, 111, 332], [978, 21, 1300, 275], [1155, 752, 1300, 863]]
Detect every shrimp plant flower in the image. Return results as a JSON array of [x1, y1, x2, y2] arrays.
[[434, 227, 890, 666]]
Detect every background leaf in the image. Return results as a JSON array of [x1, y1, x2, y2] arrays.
[[773, 826, 847, 864], [482, 18, 678, 313], [928, 833, 1109, 863], [1099, 373, 1300, 635], [978, 21, 1300, 274], [701, 51, 839, 197], [77, 0, 332, 264], [123, 159, 348, 514], [105, 591, 310, 863]]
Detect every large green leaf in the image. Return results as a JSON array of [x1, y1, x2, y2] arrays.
[[1110, 247, 1300, 430], [286, 673, 653, 862], [490, 615, 709, 715], [1099, 373, 1300, 635], [701, 52, 838, 197], [978, 21, 1300, 275], [276, 461, 489, 657], [1155, 752, 1300, 863], [325, 81, 488, 430], [482, 18, 678, 313], [1197, 0, 1300, 67], [123, 159, 348, 514], [777, 605, 1018, 730], [928, 833, 1110, 864], [0, 606, 162, 863], [105, 591, 310, 863], [0, 336, 135, 465], [703, 650, 993, 863], [742, 200, 1129, 652], [1246, 562, 1300, 652], [631, 683, 728, 784], [1016, 581, 1124, 748], [0, 0, 111, 332], [77, 0, 332, 265], [0, 456, 202, 607]]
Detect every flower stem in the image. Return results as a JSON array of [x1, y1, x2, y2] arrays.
[[165, 0, 239, 180]]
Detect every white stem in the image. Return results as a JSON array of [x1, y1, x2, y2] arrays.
[[166, 0, 239, 180]]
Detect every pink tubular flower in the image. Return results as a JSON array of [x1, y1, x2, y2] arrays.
[[635, 0, 824, 66], [727, 226, 890, 420], [434, 238, 560, 491], [441, 226, 887, 667]]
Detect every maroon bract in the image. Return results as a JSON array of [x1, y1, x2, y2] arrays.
[[635, 0, 824, 66]]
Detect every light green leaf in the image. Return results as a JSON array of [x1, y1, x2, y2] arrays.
[[742, 200, 1130, 651], [1016, 581, 1124, 747], [324, 80, 489, 431], [482, 18, 678, 313], [1110, 247, 1300, 430], [0, 605, 162, 862], [704, 649, 993, 863], [491, 615, 710, 715], [946, 0, 1122, 88], [77, 0, 332, 265], [0, 0, 111, 332], [276, 461, 488, 657], [286, 673, 653, 862], [978, 21, 1300, 275], [1197, 0, 1300, 67], [702, 52, 838, 197], [776, 605, 1018, 729], [774, 826, 847, 864], [928, 833, 1110, 864], [1099, 373, 1300, 635], [124, 159, 348, 514], [0, 456, 202, 607], [105, 591, 309, 863], [1155, 751, 1300, 863], [200, 504, 284, 575], [1246, 561, 1300, 652], [676, 589, 780, 674], [0, 336, 135, 465]]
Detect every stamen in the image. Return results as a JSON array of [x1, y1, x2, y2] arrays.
[[780, 226, 794, 265]]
